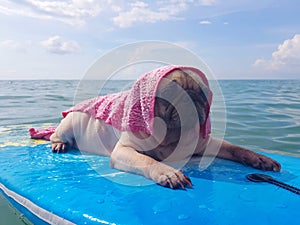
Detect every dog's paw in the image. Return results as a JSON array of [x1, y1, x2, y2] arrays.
[[51, 142, 67, 153], [239, 151, 281, 172], [150, 165, 192, 189]]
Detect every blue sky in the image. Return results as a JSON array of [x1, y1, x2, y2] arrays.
[[0, 0, 299, 79]]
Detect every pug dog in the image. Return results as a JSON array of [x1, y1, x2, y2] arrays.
[[50, 68, 281, 189]]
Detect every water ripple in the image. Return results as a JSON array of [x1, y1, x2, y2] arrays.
[[0, 80, 299, 157], [220, 80, 300, 156]]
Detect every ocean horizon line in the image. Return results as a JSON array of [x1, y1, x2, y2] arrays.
[[0, 78, 299, 81]]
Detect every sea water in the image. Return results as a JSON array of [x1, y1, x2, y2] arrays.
[[0, 79, 299, 157]]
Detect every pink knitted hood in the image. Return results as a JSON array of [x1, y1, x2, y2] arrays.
[[62, 65, 212, 138]]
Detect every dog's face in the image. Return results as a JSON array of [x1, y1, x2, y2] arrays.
[[154, 69, 209, 146]]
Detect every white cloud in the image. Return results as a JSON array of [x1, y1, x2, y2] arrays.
[[0, 39, 31, 52], [40, 36, 80, 54], [1, 0, 219, 27], [27, 0, 102, 17], [0, 2, 69, 23], [199, 20, 211, 25], [112, 0, 219, 28], [112, 1, 189, 28], [254, 34, 300, 72], [0, 0, 117, 26]]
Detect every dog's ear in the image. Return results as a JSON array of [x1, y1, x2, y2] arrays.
[[181, 70, 210, 125], [186, 89, 207, 125]]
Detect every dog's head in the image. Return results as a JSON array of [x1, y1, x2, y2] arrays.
[[154, 69, 210, 142], [126, 68, 211, 160]]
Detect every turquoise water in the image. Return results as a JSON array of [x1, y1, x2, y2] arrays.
[[0, 80, 299, 157]]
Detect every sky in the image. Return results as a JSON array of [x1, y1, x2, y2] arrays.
[[0, 0, 299, 80]]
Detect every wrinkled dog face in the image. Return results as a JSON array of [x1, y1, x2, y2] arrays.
[[154, 69, 209, 139]]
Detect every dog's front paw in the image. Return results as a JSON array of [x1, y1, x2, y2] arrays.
[[51, 142, 67, 153], [240, 151, 281, 172], [150, 164, 192, 189]]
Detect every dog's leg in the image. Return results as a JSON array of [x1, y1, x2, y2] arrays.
[[205, 138, 281, 171], [50, 113, 75, 153], [110, 141, 192, 189]]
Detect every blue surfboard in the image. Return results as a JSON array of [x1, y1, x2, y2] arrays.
[[1, 130, 300, 225]]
